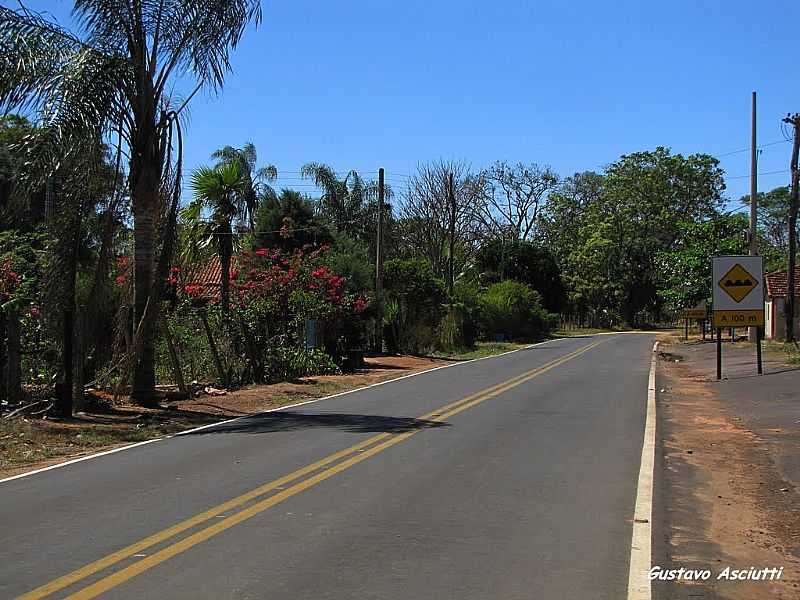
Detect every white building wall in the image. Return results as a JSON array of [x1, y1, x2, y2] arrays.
[[768, 297, 800, 341]]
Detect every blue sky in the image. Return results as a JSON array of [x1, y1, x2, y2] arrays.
[[23, 1, 800, 208]]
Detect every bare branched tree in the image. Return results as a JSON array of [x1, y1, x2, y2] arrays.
[[478, 161, 559, 241], [399, 161, 485, 286]]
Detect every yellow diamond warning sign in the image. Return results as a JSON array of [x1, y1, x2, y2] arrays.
[[718, 263, 758, 303]]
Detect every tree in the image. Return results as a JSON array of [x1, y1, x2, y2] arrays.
[[478, 161, 559, 241], [301, 163, 379, 238], [399, 161, 484, 286], [189, 162, 247, 314], [598, 148, 725, 323], [739, 186, 796, 271], [475, 239, 566, 312], [212, 142, 277, 231], [1, 1, 263, 404], [479, 280, 554, 341], [539, 149, 725, 325], [382, 258, 446, 354], [656, 215, 748, 313], [323, 233, 374, 295], [539, 171, 604, 265], [251, 189, 332, 251]]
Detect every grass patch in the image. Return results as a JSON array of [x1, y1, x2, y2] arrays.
[[434, 341, 529, 361], [552, 328, 614, 337], [0, 418, 174, 474], [760, 340, 800, 364]]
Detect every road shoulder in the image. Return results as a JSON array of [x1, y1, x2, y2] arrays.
[[653, 339, 800, 599]]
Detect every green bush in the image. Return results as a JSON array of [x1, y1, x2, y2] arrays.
[[476, 239, 566, 312], [438, 281, 480, 351], [383, 258, 445, 354], [478, 280, 556, 341], [264, 347, 340, 381]]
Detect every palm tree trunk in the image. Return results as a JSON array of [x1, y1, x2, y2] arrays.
[[131, 161, 160, 404], [220, 226, 233, 315]]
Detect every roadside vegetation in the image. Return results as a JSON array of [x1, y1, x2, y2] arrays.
[[0, 2, 797, 473]]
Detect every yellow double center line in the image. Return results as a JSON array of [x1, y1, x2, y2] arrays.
[[19, 339, 602, 600]]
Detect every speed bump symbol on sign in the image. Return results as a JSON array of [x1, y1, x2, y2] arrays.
[[719, 263, 758, 303]]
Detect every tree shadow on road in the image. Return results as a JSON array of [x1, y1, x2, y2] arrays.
[[183, 411, 448, 436]]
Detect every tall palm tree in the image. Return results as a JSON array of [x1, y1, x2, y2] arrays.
[[0, 2, 262, 404], [189, 163, 247, 314], [300, 163, 379, 237], [211, 143, 276, 231]]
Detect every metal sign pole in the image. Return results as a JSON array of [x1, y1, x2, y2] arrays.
[[716, 327, 722, 380], [756, 326, 763, 375]]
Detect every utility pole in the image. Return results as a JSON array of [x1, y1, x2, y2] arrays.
[[375, 167, 385, 352], [749, 91, 758, 342], [447, 172, 456, 297], [783, 114, 800, 343]]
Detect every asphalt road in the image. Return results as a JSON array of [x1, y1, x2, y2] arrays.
[[1, 333, 655, 600]]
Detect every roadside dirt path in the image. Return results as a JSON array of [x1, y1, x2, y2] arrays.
[[655, 340, 800, 599]]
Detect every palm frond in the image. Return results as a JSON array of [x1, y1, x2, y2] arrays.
[[152, 0, 262, 94], [255, 164, 277, 181]]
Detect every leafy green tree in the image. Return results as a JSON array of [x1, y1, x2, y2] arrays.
[[0, 1, 262, 402], [542, 148, 725, 325], [251, 189, 332, 251], [323, 233, 373, 295], [475, 239, 566, 312], [739, 186, 796, 271], [539, 171, 604, 266], [0, 115, 38, 223], [656, 215, 748, 313], [383, 258, 445, 353]]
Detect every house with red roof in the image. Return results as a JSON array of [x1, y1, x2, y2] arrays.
[[764, 267, 800, 340]]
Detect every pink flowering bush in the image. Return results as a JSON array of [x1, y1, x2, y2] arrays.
[[0, 260, 19, 303], [165, 245, 371, 385]]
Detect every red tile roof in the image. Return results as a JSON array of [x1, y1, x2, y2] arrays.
[[184, 255, 223, 288], [765, 267, 800, 298]]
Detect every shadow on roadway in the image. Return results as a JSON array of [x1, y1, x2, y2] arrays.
[[185, 411, 448, 436]]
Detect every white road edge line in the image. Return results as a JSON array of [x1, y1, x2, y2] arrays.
[[0, 336, 573, 485], [627, 340, 659, 600]]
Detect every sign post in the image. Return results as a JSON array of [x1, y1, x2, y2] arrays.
[[682, 304, 707, 341], [712, 255, 765, 379]]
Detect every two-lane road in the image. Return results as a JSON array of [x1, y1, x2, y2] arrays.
[[0, 333, 655, 599]]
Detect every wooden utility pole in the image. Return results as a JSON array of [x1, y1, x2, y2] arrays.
[[749, 91, 758, 342], [447, 172, 456, 296], [375, 168, 385, 352], [783, 113, 800, 343]]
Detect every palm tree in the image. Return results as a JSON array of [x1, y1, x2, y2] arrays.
[[300, 163, 386, 239], [0, 2, 262, 404], [211, 143, 277, 231], [189, 163, 247, 314]]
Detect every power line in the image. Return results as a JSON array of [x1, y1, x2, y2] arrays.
[[726, 169, 790, 180], [715, 139, 790, 158], [188, 218, 365, 236]]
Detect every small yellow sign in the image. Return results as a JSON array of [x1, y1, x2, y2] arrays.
[[712, 310, 764, 327], [719, 264, 759, 303], [683, 308, 707, 320]]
